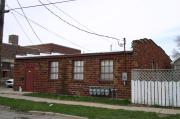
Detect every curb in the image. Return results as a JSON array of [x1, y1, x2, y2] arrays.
[[29, 111, 88, 119], [0, 105, 11, 109]]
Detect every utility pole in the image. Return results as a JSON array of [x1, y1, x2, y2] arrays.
[[117, 37, 126, 71], [118, 38, 127, 86], [0, 0, 5, 81], [122, 38, 127, 86], [123, 38, 126, 71]]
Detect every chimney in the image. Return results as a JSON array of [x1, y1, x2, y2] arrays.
[[9, 35, 19, 45]]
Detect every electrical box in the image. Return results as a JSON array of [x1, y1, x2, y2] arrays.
[[122, 72, 128, 81]]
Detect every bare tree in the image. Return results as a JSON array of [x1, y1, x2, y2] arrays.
[[175, 36, 180, 48], [172, 36, 180, 59], [172, 49, 180, 59]]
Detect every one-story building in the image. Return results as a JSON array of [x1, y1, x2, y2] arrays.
[[13, 39, 171, 99]]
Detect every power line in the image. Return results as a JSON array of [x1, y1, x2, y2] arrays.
[[38, 0, 122, 43], [46, 0, 92, 31], [8, 0, 76, 11], [45, 0, 112, 44], [6, 4, 34, 45], [16, 0, 43, 44], [12, 10, 91, 52]]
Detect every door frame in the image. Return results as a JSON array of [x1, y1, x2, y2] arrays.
[[25, 63, 35, 92]]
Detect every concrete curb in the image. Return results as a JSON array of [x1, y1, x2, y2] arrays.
[[0, 105, 11, 109], [29, 111, 88, 119]]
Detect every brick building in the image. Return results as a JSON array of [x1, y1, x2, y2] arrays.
[[13, 39, 171, 99], [1, 35, 81, 83], [1, 35, 39, 82], [25, 43, 81, 54]]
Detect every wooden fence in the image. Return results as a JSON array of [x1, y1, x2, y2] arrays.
[[131, 69, 180, 107]]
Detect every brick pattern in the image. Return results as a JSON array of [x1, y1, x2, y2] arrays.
[[25, 43, 81, 54], [2, 42, 80, 81], [63, 54, 134, 98], [132, 39, 172, 69], [2, 43, 40, 59], [13, 39, 171, 99]]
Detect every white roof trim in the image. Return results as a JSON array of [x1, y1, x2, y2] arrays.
[[16, 53, 64, 58]]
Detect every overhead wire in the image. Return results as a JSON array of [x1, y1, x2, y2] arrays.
[[38, 0, 123, 44], [8, 0, 77, 11], [46, 0, 92, 32], [6, 4, 34, 45], [11, 10, 91, 52], [45, 0, 112, 44], [16, 0, 43, 44]]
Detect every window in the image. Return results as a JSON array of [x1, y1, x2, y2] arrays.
[[2, 70, 9, 78], [101, 60, 113, 80], [2, 62, 10, 69], [73, 61, 84, 80], [50, 62, 59, 80]]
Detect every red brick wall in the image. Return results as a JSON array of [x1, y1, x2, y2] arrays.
[[13, 39, 172, 99], [132, 39, 172, 69], [2, 43, 40, 59], [14, 53, 134, 99], [63, 54, 134, 99], [25, 43, 81, 54], [13, 58, 64, 93]]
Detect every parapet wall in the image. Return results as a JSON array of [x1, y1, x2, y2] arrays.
[[132, 38, 172, 69]]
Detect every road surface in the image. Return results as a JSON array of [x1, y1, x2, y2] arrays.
[[0, 105, 85, 119]]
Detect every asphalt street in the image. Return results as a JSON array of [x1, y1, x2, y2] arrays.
[[0, 105, 83, 119]]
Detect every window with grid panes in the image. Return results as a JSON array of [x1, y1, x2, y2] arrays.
[[50, 62, 59, 80], [101, 60, 113, 80], [73, 61, 84, 80]]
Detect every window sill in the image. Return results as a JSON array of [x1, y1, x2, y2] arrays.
[[49, 79, 59, 81], [99, 80, 114, 84], [73, 79, 84, 83]]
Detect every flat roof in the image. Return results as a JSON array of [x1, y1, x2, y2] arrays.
[[16, 51, 133, 60]]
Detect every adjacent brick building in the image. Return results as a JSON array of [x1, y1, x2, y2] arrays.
[[13, 39, 172, 99], [25, 43, 81, 54], [1, 35, 81, 83], [1, 35, 39, 82]]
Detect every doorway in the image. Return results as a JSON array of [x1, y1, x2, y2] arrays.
[[25, 64, 35, 92]]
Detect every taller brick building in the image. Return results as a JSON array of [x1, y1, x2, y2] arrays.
[[1, 35, 80, 85], [13, 39, 171, 99]]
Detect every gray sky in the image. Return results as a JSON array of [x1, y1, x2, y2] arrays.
[[3, 0, 180, 58]]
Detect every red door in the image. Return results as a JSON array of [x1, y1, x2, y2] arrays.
[[25, 64, 35, 92]]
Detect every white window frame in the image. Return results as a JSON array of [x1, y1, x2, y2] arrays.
[[50, 61, 59, 80], [101, 60, 113, 80], [73, 61, 84, 80]]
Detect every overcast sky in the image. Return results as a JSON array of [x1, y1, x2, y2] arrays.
[[3, 0, 180, 58]]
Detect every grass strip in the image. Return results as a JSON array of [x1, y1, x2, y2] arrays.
[[24, 93, 130, 106], [0, 96, 179, 119]]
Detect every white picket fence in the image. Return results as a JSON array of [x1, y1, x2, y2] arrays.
[[131, 69, 180, 107]]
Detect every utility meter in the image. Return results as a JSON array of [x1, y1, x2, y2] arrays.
[[93, 88, 97, 95], [105, 89, 109, 96], [100, 88, 105, 95], [89, 88, 93, 95], [122, 72, 127, 81], [97, 88, 101, 95], [122, 72, 128, 86]]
